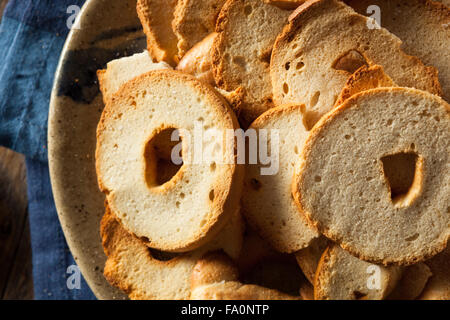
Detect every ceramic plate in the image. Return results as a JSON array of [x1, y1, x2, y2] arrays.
[[48, 0, 145, 299]]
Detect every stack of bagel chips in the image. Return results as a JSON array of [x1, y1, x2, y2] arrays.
[[95, 0, 450, 300]]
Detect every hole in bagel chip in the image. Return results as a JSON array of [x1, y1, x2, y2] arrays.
[[380, 151, 424, 208], [144, 127, 183, 188], [332, 49, 368, 74]]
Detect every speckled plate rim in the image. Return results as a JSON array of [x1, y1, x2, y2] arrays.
[[48, 0, 112, 300], [48, 0, 144, 300]]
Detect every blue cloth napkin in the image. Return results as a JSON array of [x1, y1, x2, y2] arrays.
[[0, 0, 95, 299]]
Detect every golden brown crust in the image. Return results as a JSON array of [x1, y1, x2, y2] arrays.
[[313, 246, 330, 300], [250, 103, 305, 128], [267, 0, 305, 10], [283, 0, 442, 97], [215, 87, 246, 121], [176, 32, 217, 85], [344, 0, 450, 101], [212, 0, 236, 91], [191, 252, 239, 287], [292, 87, 450, 266], [101, 206, 189, 300], [271, 0, 442, 131], [295, 236, 329, 284], [334, 65, 396, 108], [96, 70, 244, 252], [212, 0, 291, 126], [172, 0, 226, 57], [136, 0, 180, 66], [101, 205, 244, 300], [192, 282, 301, 299], [287, 0, 322, 22], [314, 244, 402, 300], [96, 69, 108, 104]]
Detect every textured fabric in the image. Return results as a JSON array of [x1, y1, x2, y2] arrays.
[[0, 0, 86, 162], [0, 0, 96, 299], [26, 158, 95, 300]]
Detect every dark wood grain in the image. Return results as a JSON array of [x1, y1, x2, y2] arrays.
[[2, 216, 33, 300], [0, 146, 33, 300], [0, 0, 7, 16]]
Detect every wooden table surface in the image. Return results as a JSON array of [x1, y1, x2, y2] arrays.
[[0, 147, 33, 300], [0, 0, 34, 300]]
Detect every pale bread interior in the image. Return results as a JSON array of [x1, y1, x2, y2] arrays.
[[101, 206, 244, 300], [93, 0, 450, 300], [213, 0, 292, 126], [97, 51, 171, 103], [96, 70, 242, 252], [271, 0, 441, 127], [242, 104, 318, 253], [314, 244, 402, 300], [294, 88, 450, 265], [345, 0, 450, 102]]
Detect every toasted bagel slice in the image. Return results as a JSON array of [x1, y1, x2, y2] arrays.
[[334, 65, 396, 108], [136, 0, 180, 66], [242, 104, 318, 253], [212, 0, 291, 126], [172, 0, 226, 57], [176, 33, 217, 85], [345, 0, 450, 102], [314, 244, 402, 300], [295, 236, 328, 284], [101, 206, 243, 300], [96, 70, 243, 252], [271, 0, 441, 128], [293, 87, 450, 265]]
